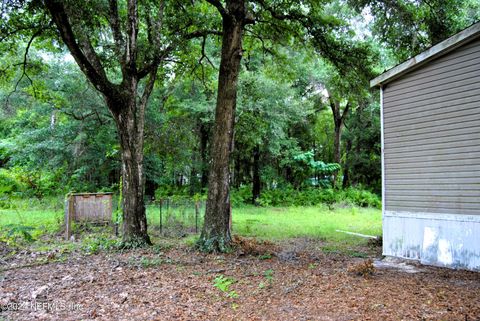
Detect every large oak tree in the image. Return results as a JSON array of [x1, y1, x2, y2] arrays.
[[1, 0, 219, 246]]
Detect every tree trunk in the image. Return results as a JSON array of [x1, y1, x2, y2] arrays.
[[189, 150, 198, 196], [199, 123, 210, 189], [333, 125, 342, 165], [329, 97, 350, 188], [332, 122, 342, 188], [252, 145, 261, 205], [342, 138, 352, 188], [199, 1, 247, 252], [233, 153, 241, 188], [110, 94, 151, 246]]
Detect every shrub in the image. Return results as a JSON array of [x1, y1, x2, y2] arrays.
[[149, 186, 381, 209], [254, 187, 380, 208], [0, 169, 24, 195], [230, 185, 252, 206]]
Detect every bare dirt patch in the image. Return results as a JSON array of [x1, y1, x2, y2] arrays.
[[1, 239, 479, 320]]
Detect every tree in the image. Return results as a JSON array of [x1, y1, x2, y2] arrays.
[[41, 0, 171, 245], [0, 55, 119, 196], [328, 95, 349, 170], [198, 0, 254, 251], [1, 0, 221, 246], [343, 101, 381, 191], [235, 67, 308, 203], [198, 0, 382, 250]]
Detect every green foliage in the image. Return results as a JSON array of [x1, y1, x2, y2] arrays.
[[81, 236, 120, 255], [259, 268, 274, 289], [343, 188, 381, 209], [230, 186, 253, 206], [154, 186, 204, 201], [343, 102, 381, 193], [150, 186, 380, 209], [290, 150, 341, 188], [119, 236, 152, 249], [213, 275, 239, 298], [2, 224, 35, 244], [0, 169, 23, 195], [259, 253, 272, 260], [350, 0, 480, 62], [255, 187, 380, 209], [0, 0, 390, 215], [0, 56, 119, 196], [133, 257, 165, 268], [263, 269, 274, 282]]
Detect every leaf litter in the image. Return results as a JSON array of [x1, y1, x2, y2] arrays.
[[0, 237, 479, 320]]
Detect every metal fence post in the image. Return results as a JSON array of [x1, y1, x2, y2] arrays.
[[159, 198, 163, 234]]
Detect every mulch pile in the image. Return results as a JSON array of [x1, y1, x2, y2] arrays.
[[1, 238, 479, 320]]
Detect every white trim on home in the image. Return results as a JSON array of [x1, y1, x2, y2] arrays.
[[380, 86, 386, 256]]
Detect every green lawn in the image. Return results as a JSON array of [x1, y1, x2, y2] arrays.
[[139, 204, 381, 246], [1, 201, 381, 245], [0, 209, 63, 238], [232, 205, 381, 242]]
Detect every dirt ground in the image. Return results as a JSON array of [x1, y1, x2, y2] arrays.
[[1, 238, 479, 321]]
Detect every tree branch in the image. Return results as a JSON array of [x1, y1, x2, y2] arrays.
[[125, 0, 139, 74], [341, 101, 350, 122], [139, 69, 157, 109], [44, 0, 115, 95], [148, 0, 165, 50], [5, 27, 43, 106], [63, 110, 96, 121], [137, 29, 221, 79], [244, 28, 275, 56], [137, 46, 172, 79], [108, 0, 125, 63], [205, 0, 228, 17], [199, 35, 216, 69], [138, 68, 157, 140], [0, 25, 39, 42], [77, 36, 108, 80]]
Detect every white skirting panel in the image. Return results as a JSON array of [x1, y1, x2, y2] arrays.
[[383, 211, 480, 271]]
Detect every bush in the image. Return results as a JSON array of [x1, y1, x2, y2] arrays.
[[254, 187, 381, 208], [154, 186, 207, 202], [0, 169, 24, 195], [153, 186, 381, 209], [343, 188, 382, 209], [230, 185, 252, 206]]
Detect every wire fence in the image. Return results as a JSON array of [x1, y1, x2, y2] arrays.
[[145, 199, 206, 237]]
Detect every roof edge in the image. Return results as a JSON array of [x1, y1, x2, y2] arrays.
[[370, 22, 480, 88]]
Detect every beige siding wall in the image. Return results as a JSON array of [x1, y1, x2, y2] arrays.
[[383, 37, 480, 215]]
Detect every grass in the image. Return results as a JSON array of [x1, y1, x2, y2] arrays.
[[0, 197, 382, 250], [0, 209, 63, 239], [232, 205, 381, 243]]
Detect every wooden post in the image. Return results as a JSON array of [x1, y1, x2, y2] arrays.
[[65, 194, 74, 240]]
